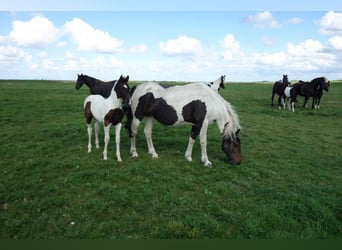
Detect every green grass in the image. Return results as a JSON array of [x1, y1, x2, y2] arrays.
[[0, 79, 341, 239]]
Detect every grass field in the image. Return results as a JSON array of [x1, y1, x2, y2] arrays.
[[0, 79, 341, 239]]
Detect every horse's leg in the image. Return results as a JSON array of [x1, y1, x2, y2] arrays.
[[317, 96, 321, 109], [130, 117, 140, 157], [87, 123, 92, 153], [199, 121, 212, 167], [303, 97, 309, 108], [103, 124, 111, 160], [144, 117, 159, 159], [115, 122, 122, 162], [312, 97, 315, 109], [271, 91, 275, 106], [185, 132, 196, 162], [278, 95, 282, 110], [94, 121, 100, 148], [281, 96, 286, 109]]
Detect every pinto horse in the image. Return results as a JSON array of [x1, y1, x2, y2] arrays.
[[288, 77, 330, 112], [126, 82, 241, 166], [83, 75, 130, 161], [271, 74, 289, 109], [76, 74, 116, 98]]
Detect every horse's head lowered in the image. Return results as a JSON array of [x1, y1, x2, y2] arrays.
[[221, 126, 241, 165], [114, 75, 131, 107]]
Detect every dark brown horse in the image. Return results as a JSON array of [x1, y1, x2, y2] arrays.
[[288, 77, 330, 112], [271, 74, 289, 109], [76, 74, 116, 98]]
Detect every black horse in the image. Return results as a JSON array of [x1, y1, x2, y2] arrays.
[[288, 77, 330, 112], [271, 74, 289, 109], [76, 74, 116, 98]]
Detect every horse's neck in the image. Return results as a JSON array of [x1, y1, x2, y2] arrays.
[[85, 77, 96, 89], [216, 98, 240, 138], [212, 78, 222, 89]]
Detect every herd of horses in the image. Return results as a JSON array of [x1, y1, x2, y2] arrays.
[[271, 74, 330, 112], [76, 73, 330, 166], [76, 74, 241, 167]]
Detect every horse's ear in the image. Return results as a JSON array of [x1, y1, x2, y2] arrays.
[[126, 75, 129, 81]]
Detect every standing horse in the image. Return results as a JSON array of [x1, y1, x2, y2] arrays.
[[83, 75, 130, 161], [205, 75, 226, 92], [271, 74, 289, 109], [288, 77, 330, 112], [76, 74, 116, 98], [308, 77, 330, 109], [126, 82, 241, 166]]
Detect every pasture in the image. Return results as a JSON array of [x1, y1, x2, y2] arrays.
[[0, 79, 341, 239]]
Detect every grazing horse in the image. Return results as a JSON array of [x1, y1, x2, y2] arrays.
[[288, 77, 330, 112], [271, 74, 289, 109], [83, 75, 130, 161], [76, 74, 116, 98], [126, 82, 241, 166], [205, 75, 226, 92]]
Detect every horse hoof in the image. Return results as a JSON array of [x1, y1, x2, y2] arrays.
[[131, 152, 138, 158], [185, 156, 192, 162], [117, 158, 122, 162], [204, 161, 212, 167], [152, 154, 159, 159]]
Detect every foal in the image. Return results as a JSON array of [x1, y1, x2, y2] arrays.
[[83, 75, 130, 161]]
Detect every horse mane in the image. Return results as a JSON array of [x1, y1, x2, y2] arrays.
[[219, 96, 241, 139], [310, 77, 326, 85]]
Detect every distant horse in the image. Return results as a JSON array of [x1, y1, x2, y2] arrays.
[[271, 74, 289, 109], [83, 75, 130, 161], [288, 77, 330, 112], [76, 74, 116, 98], [126, 81, 241, 166], [205, 75, 226, 92]]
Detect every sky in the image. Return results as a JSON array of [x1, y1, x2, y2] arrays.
[[0, 0, 342, 82]]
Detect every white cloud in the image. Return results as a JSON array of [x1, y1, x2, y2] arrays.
[[319, 11, 342, 36], [0, 45, 32, 63], [64, 18, 123, 53], [328, 36, 342, 50], [243, 11, 281, 29], [130, 44, 148, 53], [9, 16, 59, 48], [220, 34, 241, 60], [221, 34, 240, 51], [287, 39, 324, 57], [159, 35, 202, 56], [288, 17, 303, 24], [261, 37, 275, 47], [252, 52, 286, 66]]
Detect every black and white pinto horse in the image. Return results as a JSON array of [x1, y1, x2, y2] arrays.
[[83, 75, 130, 161], [271, 74, 290, 109], [76, 74, 116, 98], [126, 82, 242, 166], [285, 77, 330, 112]]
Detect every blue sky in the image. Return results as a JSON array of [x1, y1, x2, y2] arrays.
[[0, 0, 342, 81]]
